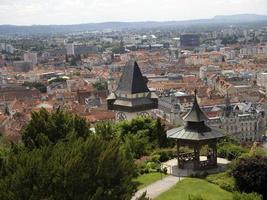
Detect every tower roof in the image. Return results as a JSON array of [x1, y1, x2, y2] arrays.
[[107, 60, 158, 112], [116, 60, 149, 94], [183, 90, 208, 122]]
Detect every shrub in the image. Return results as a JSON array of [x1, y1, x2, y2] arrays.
[[136, 192, 151, 200], [145, 161, 160, 172], [159, 151, 169, 162], [190, 172, 209, 179], [151, 154, 160, 163], [218, 143, 248, 160], [151, 149, 176, 162], [162, 167, 168, 174], [206, 172, 235, 192], [232, 155, 267, 199], [233, 192, 262, 200]]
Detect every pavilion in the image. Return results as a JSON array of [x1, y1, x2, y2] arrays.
[[167, 90, 224, 170]]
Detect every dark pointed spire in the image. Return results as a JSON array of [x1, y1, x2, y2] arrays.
[[183, 89, 208, 122], [116, 60, 149, 94], [223, 90, 232, 117], [4, 102, 10, 116], [225, 91, 230, 107]]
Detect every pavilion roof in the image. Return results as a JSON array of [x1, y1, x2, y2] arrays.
[[167, 89, 224, 141], [167, 126, 224, 141], [183, 91, 208, 122]]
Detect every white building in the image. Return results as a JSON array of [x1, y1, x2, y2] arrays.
[[6, 45, 15, 54], [240, 45, 267, 56], [207, 100, 266, 142], [0, 43, 15, 54], [24, 52, 38, 65], [66, 43, 75, 55], [257, 72, 267, 89], [199, 65, 220, 80]]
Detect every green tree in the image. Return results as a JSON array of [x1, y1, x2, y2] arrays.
[[232, 156, 267, 199], [116, 117, 163, 146], [21, 108, 91, 149], [22, 81, 47, 93], [114, 117, 169, 159], [93, 79, 108, 91], [154, 118, 169, 148], [124, 132, 151, 158], [95, 121, 116, 141], [0, 137, 137, 200]]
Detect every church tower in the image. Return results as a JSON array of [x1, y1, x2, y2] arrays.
[[222, 92, 233, 118], [107, 60, 158, 121]]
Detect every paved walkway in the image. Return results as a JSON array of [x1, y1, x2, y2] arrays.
[[131, 175, 183, 200], [132, 157, 230, 199]]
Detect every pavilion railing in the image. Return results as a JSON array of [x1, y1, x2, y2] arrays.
[[178, 152, 195, 161], [178, 152, 195, 168], [199, 159, 217, 170]]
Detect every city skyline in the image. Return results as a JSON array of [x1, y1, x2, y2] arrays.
[[0, 0, 267, 25]]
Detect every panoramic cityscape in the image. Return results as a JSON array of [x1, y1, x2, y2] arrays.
[[0, 0, 267, 200]]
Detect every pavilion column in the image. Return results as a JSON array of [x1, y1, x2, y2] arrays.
[[212, 142, 218, 166], [193, 143, 200, 170], [209, 142, 217, 166], [177, 140, 181, 168]]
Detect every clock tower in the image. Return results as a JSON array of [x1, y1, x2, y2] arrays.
[[107, 60, 158, 121]]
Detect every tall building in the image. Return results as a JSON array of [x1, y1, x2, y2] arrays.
[[180, 34, 200, 48], [0, 43, 15, 54], [66, 43, 75, 55], [6, 44, 15, 54], [24, 52, 38, 65], [107, 60, 158, 121], [257, 72, 267, 88]]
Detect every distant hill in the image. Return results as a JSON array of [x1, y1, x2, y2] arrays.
[[212, 14, 267, 23], [1, 14, 267, 35]]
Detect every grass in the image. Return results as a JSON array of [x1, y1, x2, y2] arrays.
[[155, 178, 233, 200], [134, 172, 168, 189], [206, 172, 235, 192]]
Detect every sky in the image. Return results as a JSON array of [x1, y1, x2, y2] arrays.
[[0, 0, 267, 25]]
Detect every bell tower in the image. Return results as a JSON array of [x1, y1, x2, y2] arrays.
[[107, 60, 158, 121]]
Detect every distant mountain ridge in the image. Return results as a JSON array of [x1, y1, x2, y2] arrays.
[[1, 14, 267, 35], [213, 14, 267, 21], [212, 14, 267, 22]]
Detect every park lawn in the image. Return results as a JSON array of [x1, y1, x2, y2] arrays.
[[134, 172, 168, 189], [155, 178, 233, 200]]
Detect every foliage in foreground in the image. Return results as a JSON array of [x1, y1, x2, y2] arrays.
[[21, 108, 91, 149], [96, 117, 170, 159], [232, 155, 267, 200], [0, 136, 137, 200]]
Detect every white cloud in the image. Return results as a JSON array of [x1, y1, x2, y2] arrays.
[[0, 0, 266, 25]]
